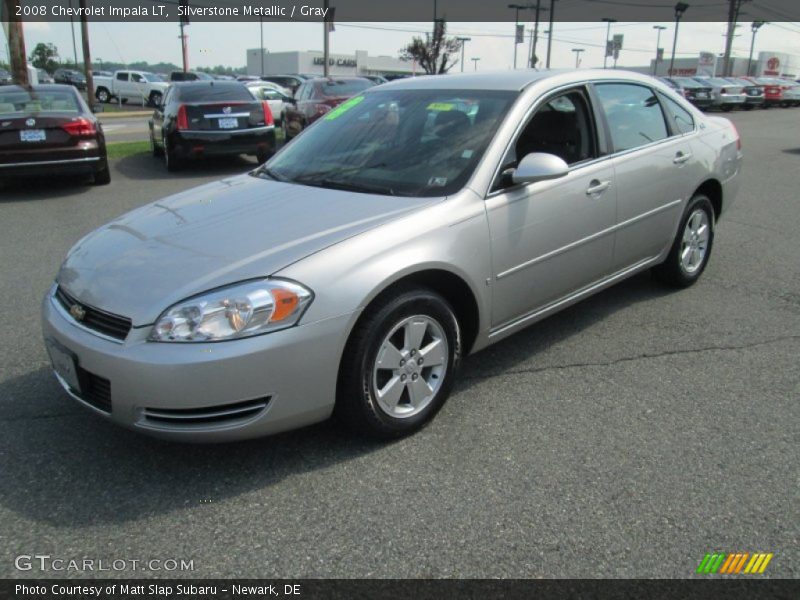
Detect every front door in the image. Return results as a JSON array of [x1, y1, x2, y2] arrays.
[[486, 87, 617, 329]]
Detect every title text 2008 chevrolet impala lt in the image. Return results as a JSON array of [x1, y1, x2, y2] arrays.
[[42, 70, 742, 441]]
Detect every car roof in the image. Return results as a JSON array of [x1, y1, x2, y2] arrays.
[[378, 69, 667, 92]]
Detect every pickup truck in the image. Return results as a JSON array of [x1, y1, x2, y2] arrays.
[[94, 70, 169, 107]]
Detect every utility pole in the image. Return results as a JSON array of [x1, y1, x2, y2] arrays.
[[259, 16, 264, 76], [572, 48, 584, 68], [68, 3, 79, 68], [545, 0, 555, 68], [456, 37, 471, 72], [3, 0, 28, 85], [79, 0, 94, 105], [508, 4, 531, 70], [322, 0, 329, 77], [652, 25, 667, 75], [471, 57, 480, 71], [601, 18, 616, 69], [179, 0, 189, 72], [747, 21, 764, 77], [723, 0, 749, 76], [530, 0, 548, 69]]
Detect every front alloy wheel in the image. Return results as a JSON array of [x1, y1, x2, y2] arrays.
[[336, 286, 461, 439]]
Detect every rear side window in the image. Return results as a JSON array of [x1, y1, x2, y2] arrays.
[[116, 72, 128, 81], [594, 83, 669, 152], [658, 92, 695, 135], [176, 83, 253, 103]]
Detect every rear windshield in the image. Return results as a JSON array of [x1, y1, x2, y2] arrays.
[[176, 83, 254, 103], [0, 89, 81, 114], [318, 79, 374, 97], [708, 78, 737, 86], [673, 78, 705, 88]]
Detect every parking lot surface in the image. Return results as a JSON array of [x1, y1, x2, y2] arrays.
[[0, 109, 797, 578]]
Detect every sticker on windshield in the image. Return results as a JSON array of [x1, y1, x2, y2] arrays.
[[324, 95, 365, 120], [427, 102, 455, 112], [428, 176, 448, 187]]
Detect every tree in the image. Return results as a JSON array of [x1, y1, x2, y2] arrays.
[[29, 42, 60, 73], [400, 20, 462, 75]]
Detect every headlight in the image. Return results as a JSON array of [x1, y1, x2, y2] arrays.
[[149, 279, 312, 342]]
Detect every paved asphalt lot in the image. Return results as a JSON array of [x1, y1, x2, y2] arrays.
[[0, 109, 797, 579]]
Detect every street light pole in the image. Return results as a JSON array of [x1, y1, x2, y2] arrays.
[[530, 0, 549, 69], [601, 18, 616, 69], [669, 3, 689, 78], [572, 48, 584, 68], [508, 4, 531, 69], [259, 16, 264, 77], [456, 37, 471, 73], [652, 25, 667, 75], [747, 21, 764, 77], [472, 57, 480, 71]]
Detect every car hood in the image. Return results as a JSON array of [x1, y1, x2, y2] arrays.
[[58, 174, 438, 326]]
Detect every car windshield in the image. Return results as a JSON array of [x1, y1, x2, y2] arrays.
[[319, 79, 374, 97], [258, 89, 517, 197], [176, 83, 254, 102], [0, 89, 81, 114]]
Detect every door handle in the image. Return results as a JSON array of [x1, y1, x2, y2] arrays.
[[673, 151, 692, 165], [586, 180, 611, 195]]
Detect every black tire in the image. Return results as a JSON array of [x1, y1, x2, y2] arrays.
[[335, 285, 462, 439], [149, 91, 163, 108], [721, 105, 733, 112], [282, 118, 293, 141], [150, 130, 163, 157], [256, 150, 272, 164], [652, 194, 715, 288], [743, 104, 753, 110], [163, 137, 182, 172], [95, 87, 110, 103], [93, 161, 111, 185]]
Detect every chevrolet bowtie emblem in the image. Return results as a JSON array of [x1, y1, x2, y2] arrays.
[[69, 303, 86, 321]]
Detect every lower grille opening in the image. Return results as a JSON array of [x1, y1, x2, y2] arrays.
[[75, 368, 112, 413], [142, 397, 270, 427]]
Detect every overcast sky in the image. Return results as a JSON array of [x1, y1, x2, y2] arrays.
[[14, 20, 800, 72]]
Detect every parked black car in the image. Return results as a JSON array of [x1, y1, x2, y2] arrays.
[[661, 77, 714, 109], [149, 81, 276, 171], [169, 70, 214, 82], [53, 69, 87, 90], [0, 84, 109, 184]]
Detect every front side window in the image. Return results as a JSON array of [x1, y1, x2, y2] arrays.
[[594, 83, 669, 152], [260, 89, 517, 197], [131, 73, 143, 83]]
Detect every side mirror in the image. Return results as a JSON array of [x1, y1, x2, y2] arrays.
[[511, 152, 570, 185]]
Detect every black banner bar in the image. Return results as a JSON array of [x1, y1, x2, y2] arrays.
[[5, 0, 800, 23], [2, 579, 799, 600]]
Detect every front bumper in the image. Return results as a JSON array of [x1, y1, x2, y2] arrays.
[[41, 285, 352, 442]]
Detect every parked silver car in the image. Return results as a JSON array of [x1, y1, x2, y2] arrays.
[[42, 70, 742, 441], [694, 77, 746, 111]]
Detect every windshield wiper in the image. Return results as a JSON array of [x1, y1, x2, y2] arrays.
[[254, 166, 289, 182], [303, 177, 396, 196]]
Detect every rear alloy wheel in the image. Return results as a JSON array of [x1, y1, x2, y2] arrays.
[[96, 88, 110, 103], [336, 286, 461, 439], [150, 130, 163, 157], [652, 194, 714, 288], [149, 92, 163, 108]]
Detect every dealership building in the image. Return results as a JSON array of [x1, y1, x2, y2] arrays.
[[246, 49, 415, 78], [629, 50, 800, 79]]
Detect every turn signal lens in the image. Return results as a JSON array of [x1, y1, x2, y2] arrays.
[[270, 288, 299, 322], [262, 101, 274, 126], [62, 117, 96, 137], [176, 104, 189, 130]]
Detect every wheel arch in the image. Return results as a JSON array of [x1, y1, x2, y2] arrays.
[[694, 178, 722, 221]]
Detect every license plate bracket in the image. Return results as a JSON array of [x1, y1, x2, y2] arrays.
[[218, 117, 238, 129], [20, 129, 46, 142], [46, 338, 81, 393]]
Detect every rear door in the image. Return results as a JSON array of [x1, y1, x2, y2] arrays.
[[114, 71, 131, 100], [592, 82, 700, 271]]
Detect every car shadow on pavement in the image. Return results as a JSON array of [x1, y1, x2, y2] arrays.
[[0, 175, 96, 202], [114, 152, 260, 181], [0, 272, 674, 528]]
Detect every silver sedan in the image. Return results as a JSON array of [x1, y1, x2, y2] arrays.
[[42, 69, 742, 441]]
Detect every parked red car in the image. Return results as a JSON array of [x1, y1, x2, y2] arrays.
[[282, 77, 375, 140], [742, 77, 785, 108]]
